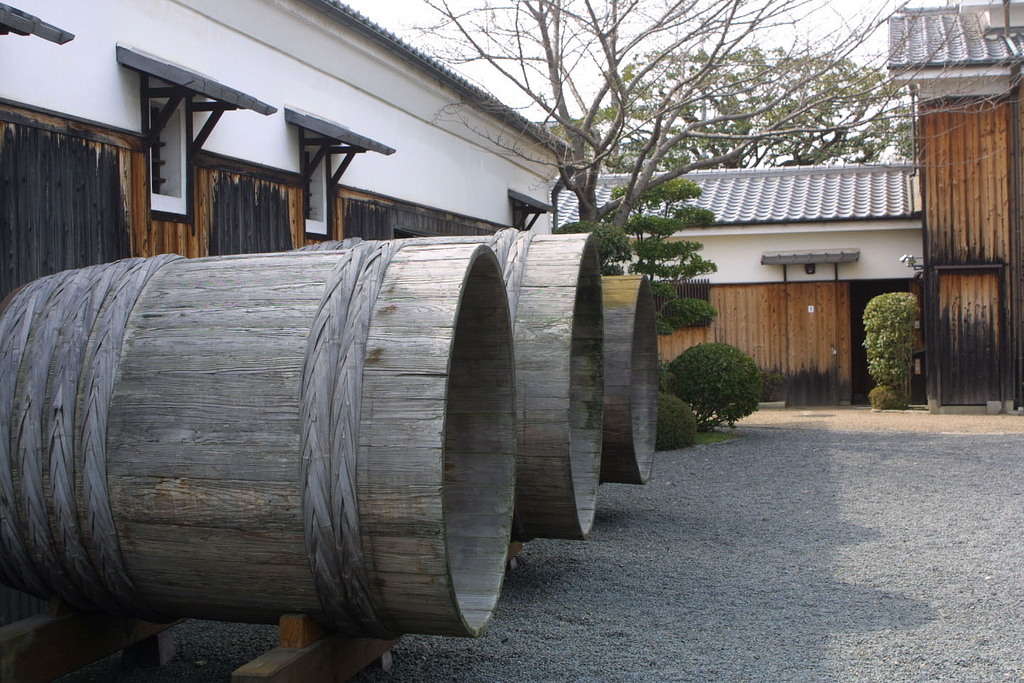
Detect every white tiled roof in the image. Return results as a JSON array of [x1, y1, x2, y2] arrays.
[[555, 164, 918, 227]]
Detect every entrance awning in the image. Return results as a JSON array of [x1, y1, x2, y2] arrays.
[[761, 249, 860, 265]]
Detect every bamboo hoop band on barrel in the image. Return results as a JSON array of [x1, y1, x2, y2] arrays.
[[0, 244, 516, 638], [0, 274, 66, 599], [300, 240, 400, 639], [13, 259, 148, 616], [599, 275, 658, 485], [311, 230, 604, 540], [76, 256, 181, 622], [1, 256, 180, 621]]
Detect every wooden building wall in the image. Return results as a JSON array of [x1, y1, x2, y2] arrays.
[[659, 282, 852, 406], [339, 189, 504, 240], [1, 103, 514, 299], [919, 99, 1016, 406], [205, 168, 300, 256], [0, 117, 135, 300], [936, 270, 1003, 405], [135, 157, 305, 259]]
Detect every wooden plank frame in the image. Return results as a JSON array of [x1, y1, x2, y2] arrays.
[[0, 601, 179, 682], [232, 615, 398, 683]]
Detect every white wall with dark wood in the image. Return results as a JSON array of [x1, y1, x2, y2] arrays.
[[0, 0, 553, 230], [671, 220, 922, 284]]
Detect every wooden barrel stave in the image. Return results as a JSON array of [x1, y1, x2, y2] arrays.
[[600, 275, 659, 484], [358, 245, 515, 636], [108, 253, 329, 623]]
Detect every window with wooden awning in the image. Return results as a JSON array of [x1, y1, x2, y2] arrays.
[[508, 189, 552, 231], [116, 45, 277, 217], [285, 108, 395, 239], [0, 3, 73, 44]]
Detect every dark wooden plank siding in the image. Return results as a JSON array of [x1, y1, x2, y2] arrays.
[[207, 170, 296, 256], [937, 270, 1002, 405], [919, 99, 1015, 405], [1, 121, 132, 299], [0, 586, 48, 626], [920, 101, 1011, 265], [340, 191, 505, 240], [658, 281, 854, 406], [343, 196, 393, 240]]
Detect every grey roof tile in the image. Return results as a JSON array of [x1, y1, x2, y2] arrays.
[[889, 7, 1023, 70], [555, 164, 918, 227]]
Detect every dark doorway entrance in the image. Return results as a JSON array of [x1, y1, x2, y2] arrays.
[[849, 279, 913, 405]]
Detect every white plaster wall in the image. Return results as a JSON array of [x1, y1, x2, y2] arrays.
[[901, 69, 1012, 100], [1, 0, 554, 229], [671, 220, 923, 283], [957, 0, 1024, 27]]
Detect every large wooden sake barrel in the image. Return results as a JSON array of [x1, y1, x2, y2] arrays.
[[508, 233, 603, 541], [0, 241, 516, 639], [599, 275, 658, 485], [306, 231, 604, 541]]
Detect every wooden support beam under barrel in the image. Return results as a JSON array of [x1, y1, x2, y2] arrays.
[[0, 599, 179, 682], [232, 614, 399, 683]]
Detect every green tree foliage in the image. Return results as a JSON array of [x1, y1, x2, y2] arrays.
[[607, 48, 913, 172], [666, 343, 762, 431], [613, 178, 718, 334], [554, 221, 633, 275], [557, 178, 721, 333], [863, 292, 918, 408], [661, 297, 718, 333]]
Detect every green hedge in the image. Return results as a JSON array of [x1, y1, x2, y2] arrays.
[[868, 385, 908, 411], [656, 392, 697, 450], [863, 292, 918, 408]]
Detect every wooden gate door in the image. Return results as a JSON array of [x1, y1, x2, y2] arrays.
[[785, 282, 851, 405], [937, 270, 1001, 405]]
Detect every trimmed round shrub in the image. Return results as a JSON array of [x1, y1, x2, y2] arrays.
[[868, 385, 908, 411], [657, 392, 697, 450], [666, 343, 761, 431]]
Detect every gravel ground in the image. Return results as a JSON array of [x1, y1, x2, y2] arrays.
[[60, 410, 1024, 682]]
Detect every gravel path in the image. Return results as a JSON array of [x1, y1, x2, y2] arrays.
[[60, 413, 1024, 682]]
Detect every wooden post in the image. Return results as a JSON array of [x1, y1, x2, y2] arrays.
[[232, 614, 399, 683], [506, 541, 524, 571]]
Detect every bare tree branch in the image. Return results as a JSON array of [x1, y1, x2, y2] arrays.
[[421, 0, 908, 225]]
